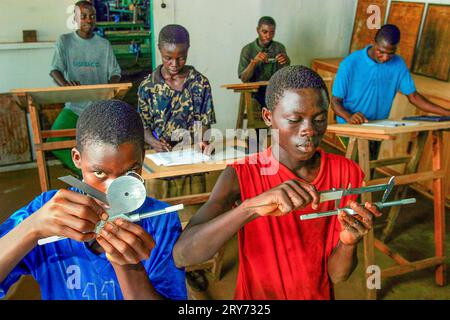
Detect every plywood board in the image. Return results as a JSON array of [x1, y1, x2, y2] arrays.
[[350, 0, 388, 52], [387, 1, 425, 69], [413, 4, 450, 81], [0, 94, 31, 165]]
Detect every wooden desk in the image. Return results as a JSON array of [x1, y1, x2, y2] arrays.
[[222, 81, 268, 129], [10, 83, 132, 192], [312, 57, 450, 207], [142, 145, 249, 279], [327, 121, 448, 299]]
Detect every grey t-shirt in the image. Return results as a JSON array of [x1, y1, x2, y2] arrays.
[[50, 32, 121, 115]]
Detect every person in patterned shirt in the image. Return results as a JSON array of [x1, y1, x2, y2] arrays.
[[137, 24, 216, 291], [138, 24, 216, 153]]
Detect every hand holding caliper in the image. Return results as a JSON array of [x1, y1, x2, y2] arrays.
[[36, 173, 184, 246]]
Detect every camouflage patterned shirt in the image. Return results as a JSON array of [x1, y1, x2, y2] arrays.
[[137, 65, 216, 145]]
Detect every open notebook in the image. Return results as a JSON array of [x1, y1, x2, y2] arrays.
[[146, 146, 247, 166]]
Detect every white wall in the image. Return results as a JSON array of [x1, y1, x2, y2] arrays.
[[152, 0, 358, 131], [0, 0, 75, 92]]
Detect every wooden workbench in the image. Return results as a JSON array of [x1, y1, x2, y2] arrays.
[[142, 144, 249, 280], [10, 83, 132, 192], [222, 81, 268, 129], [312, 57, 450, 206], [327, 121, 448, 300]]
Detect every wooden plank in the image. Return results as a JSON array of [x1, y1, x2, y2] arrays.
[[369, 156, 411, 169], [28, 96, 49, 192], [381, 257, 446, 279], [350, 0, 388, 52], [10, 83, 132, 105], [432, 131, 446, 286], [160, 193, 211, 206], [374, 239, 410, 265], [327, 121, 450, 136], [327, 130, 396, 141], [375, 166, 450, 208], [357, 140, 377, 300], [345, 137, 358, 160], [236, 93, 245, 129], [142, 145, 249, 180], [381, 131, 428, 241], [387, 1, 425, 69], [312, 58, 343, 74], [36, 140, 77, 152], [413, 4, 450, 81], [41, 129, 76, 139], [221, 81, 268, 91], [368, 170, 444, 186]]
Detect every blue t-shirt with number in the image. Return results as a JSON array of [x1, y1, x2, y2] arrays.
[[332, 46, 416, 123], [0, 189, 187, 300]]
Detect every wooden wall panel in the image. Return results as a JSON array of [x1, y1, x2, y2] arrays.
[[387, 1, 425, 69], [413, 4, 450, 81], [350, 0, 388, 52], [0, 94, 31, 165]]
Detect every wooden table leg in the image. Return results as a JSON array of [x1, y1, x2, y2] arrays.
[[244, 91, 255, 128], [236, 93, 245, 129], [28, 96, 49, 192], [345, 137, 358, 160], [358, 139, 377, 300], [381, 131, 428, 242], [432, 130, 446, 286]]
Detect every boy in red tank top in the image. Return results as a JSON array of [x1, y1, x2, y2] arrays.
[[173, 66, 381, 300]]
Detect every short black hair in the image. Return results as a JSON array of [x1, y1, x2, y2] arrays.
[[74, 1, 94, 9], [76, 100, 144, 153], [258, 16, 276, 28], [265, 65, 329, 111], [158, 24, 190, 48], [375, 24, 401, 45]]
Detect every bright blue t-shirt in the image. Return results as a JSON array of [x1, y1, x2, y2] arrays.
[[0, 189, 187, 300], [332, 46, 416, 123]]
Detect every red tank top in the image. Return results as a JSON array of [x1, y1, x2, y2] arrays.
[[231, 148, 364, 300]]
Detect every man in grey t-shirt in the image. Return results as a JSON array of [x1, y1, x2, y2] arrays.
[[49, 1, 121, 174]]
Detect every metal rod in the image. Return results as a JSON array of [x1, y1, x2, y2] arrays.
[[38, 204, 184, 245], [300, 198, 416, 221]]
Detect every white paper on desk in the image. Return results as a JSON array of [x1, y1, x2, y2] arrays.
[[146, 147, 248, 166], [361, 120, 419, 127], [146, 149, 211, 166]]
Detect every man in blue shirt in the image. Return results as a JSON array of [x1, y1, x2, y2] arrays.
[[332, 24, 450, 125], [0, 100, 187, 300]]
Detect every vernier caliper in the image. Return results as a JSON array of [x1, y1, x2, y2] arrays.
[[301, 176, 416, 220], [37, 172, 183, 245]]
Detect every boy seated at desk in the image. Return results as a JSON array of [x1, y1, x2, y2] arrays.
[[48, 0, 121, 176], [137, 23, 216, 291], [331, 24, 449, 159], [173, 66, 382, 300], [238, 16, 290, 110], [0, 100, 186, 300], [331, 24, 450, 126]]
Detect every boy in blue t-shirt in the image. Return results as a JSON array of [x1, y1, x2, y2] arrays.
[[0, 100, 187, 300], [332, 24, 450, 125]]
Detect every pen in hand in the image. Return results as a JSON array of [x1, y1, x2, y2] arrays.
[[152, 130, 171, 152]]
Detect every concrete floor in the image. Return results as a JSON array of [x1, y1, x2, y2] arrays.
[[1, 145, 449, 300]]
